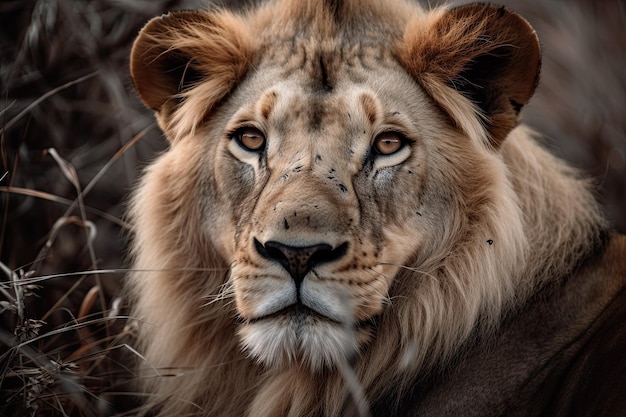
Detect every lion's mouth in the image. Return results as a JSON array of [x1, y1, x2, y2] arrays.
[[240, 303, 375, 329], [243, 303, 341, 325]]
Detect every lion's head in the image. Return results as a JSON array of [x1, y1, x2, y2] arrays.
[[128, 1, 605, 415]]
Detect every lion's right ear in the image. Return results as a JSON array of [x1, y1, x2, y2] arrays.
[[130, 11, 253, 132], [397, 4, 541, 148]]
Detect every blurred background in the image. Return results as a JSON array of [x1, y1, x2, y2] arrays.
[[1, 0, 624, 415]]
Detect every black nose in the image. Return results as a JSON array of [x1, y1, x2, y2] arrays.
[[254, 239, 348, 287]]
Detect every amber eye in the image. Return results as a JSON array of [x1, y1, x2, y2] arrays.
[[235, 128, 266, 152], [373, 132, 404, 155]]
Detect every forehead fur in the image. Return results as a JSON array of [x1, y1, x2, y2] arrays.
[[240, 0, 421, 97], [247, 0, 417, 43], [186, 0, 429, 135]]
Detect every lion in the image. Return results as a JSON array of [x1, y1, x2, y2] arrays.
[[127, 0, 626, 416]]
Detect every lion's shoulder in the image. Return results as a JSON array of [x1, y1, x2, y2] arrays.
[[388, 234, 626, 416]]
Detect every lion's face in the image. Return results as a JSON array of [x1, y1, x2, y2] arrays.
[[130, 2, 542, 375], [210, 51, 442, 370]]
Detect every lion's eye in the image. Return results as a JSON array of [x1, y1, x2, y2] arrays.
[[373, 132, 404, 155], [234, 128, 266, 152]]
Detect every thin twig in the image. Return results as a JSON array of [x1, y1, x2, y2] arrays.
[[0, 267, 229, 289], [1, 72, 98, 134], [0, 186, 130, 229]]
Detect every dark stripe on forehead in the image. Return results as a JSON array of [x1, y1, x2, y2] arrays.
[[319, 55, 333, 92], [309, 96, 325, 131], [324, 0, 342, 22], [308, 50, 336, 94], [307, 95, 343, 132]]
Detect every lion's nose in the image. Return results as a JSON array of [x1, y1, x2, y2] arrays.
[[254, 239, 348, 287]]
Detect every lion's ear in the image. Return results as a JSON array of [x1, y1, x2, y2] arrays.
[[130, 10, 253, 125], [398, 3, 541, 147]]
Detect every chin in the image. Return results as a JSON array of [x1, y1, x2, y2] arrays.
[[237, 307, 367, 371]]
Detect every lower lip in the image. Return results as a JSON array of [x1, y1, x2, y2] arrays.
[[247, 304, 340, 325]]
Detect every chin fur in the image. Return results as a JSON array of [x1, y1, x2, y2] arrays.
[[238, 316, 362, 371]]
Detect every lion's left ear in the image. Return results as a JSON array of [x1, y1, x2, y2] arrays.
[[130, 10, 254, 138], [397, 3, 541, 147]]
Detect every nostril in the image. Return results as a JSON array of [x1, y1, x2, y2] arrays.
[[253, 238, 348, 286], [254, 239, 296, 274], [309, 242, 348, 266]]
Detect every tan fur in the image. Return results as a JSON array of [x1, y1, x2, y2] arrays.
[[128, 1, 610, 416]]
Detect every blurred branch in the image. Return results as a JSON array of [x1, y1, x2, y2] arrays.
[[1, 72, 99, 134], [0, 186, 130, 229]]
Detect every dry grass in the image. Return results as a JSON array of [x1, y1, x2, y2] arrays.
[[0, 0, 206, 414], [0, 0, 624, 415]]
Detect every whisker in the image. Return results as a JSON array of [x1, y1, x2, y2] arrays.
[[201, 282, 235, 307], [376, 262, 440, 282]]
